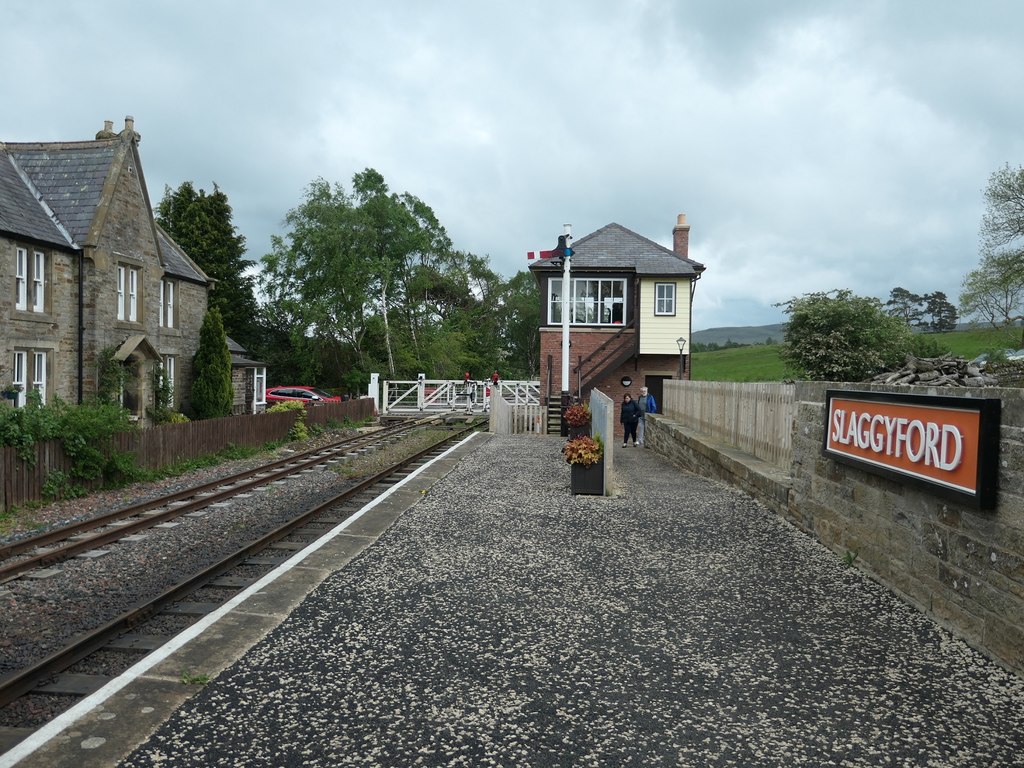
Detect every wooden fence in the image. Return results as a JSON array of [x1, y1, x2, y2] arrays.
[[489, 395, 545, 435], [0, 398, 376, 513], [661, 380, 795, 469]]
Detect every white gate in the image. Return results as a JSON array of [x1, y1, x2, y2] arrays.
[[380, 377, 540, 415]]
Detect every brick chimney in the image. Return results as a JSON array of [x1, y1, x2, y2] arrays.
[[672, 213, 690, 259]]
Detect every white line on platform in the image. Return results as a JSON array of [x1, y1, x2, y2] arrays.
[[0, 431, 483, 768]]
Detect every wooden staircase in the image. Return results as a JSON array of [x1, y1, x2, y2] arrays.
[[546, 401, 562, 435], [574, 326, 638, 398]]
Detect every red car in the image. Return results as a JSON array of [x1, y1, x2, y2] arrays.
[[265, 386, 341, 406]]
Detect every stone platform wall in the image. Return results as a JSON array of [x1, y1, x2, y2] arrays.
[[648, 382, 1024, 675]]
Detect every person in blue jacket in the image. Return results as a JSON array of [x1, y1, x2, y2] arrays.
[[637, 386, 657, 447]]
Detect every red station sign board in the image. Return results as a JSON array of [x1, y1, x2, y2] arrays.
[[823, 390, 1001, 509]]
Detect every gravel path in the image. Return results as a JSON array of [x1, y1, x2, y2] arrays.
[[116, 435, 1024, 767]]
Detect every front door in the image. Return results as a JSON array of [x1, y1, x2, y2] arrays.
[[644, 375, 670, 414]]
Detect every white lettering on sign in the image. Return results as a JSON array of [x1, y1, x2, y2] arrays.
[[829, 408, 963, 471]]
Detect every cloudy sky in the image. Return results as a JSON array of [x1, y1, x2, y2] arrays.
[[4, 1, 1022, 330]]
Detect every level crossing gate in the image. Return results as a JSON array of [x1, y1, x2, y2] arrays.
[[378, 377, 540, 416]]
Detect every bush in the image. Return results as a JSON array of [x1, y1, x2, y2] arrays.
[[563, 403, 591, 428], [909, 333, 951, 359], [779, 290, 913, 381], [0, 393, 140, 493], [562, 435, 604, 467], [267, 400, 309, 441]]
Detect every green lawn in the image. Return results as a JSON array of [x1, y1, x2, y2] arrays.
[[690, 326, 1024, 383], [691, 345, 787, 382]]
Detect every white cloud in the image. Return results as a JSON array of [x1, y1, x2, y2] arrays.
[[3, 0, 1023, 330]]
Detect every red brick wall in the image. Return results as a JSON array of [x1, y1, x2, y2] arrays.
[[541, 328, 688, 436]]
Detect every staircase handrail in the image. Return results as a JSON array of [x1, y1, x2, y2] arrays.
[[573, 324, 637, 393]]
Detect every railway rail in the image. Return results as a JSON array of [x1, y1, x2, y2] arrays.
[[0, 419, 426, 583], [0, 418, 482, 756]]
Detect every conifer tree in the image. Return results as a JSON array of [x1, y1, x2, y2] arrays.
[[191, 308, 233, 419], [157, 182, 259, 351]]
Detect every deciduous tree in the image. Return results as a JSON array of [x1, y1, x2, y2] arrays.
[[960, 249, 1024, 344], [961, 164, 1024, 345], [258, 170, 523, 388]]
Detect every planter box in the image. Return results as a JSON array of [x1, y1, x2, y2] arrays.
[[568, 424, 590, 438], [571, 459, 605, 496]]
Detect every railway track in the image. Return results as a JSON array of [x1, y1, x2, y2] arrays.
[[0, 418, 483, 755], [0, 419, 427, 583]]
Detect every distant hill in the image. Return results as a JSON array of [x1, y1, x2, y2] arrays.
[[693, 323, 787, 346], [692, 320, 1018, 348]]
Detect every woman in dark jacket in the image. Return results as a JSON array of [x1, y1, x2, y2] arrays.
[[620, 393, 642, 447]]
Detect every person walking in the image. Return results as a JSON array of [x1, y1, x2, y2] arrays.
[[620, 393, 641, 447], [637, 386, 657, 447]]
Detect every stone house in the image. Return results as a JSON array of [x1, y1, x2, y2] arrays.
[[0, 117, 211, 423], [228, 337, 268, 415], [529, 215, 706, 430]]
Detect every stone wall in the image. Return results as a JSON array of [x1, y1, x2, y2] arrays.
[[790, 382, 1023, 674], [648, 382, 1024, 675]]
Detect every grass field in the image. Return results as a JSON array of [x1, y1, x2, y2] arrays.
[[690, 326, 1024, 382]]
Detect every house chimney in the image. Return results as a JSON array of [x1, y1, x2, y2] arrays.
[[672, 213, 690, 259], [121, 115, 141, 144], [95, 120, 116, 139]]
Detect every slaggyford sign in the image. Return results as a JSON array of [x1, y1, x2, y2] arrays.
[[823, 390, 1001, 509]]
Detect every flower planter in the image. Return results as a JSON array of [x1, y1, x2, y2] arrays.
[[568, 424, 589, 439], [571, 459, 605, 496]]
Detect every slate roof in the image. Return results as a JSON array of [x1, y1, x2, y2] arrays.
[[0, 148, 74, 249], [4, 140, 120, 246], [3, 131, 209, 287], [156, 224, 210, 285], [529, 222, 705, 277], [228, 336, 267, 367]]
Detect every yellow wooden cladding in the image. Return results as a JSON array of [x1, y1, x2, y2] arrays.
[[638, 279, 690, 355]]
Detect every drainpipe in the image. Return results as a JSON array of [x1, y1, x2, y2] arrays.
[[77, 250, 84, 403]]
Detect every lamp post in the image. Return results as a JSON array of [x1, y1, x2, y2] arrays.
[[677, 337, 687, 380]]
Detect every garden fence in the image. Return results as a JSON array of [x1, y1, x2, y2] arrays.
[[0, 398, 375, 514], [661, 380, 795, 469]]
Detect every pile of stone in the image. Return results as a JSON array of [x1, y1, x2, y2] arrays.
[[865, 355, 1000, 387]]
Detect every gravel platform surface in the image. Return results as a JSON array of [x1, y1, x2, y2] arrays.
[[116, 435, 1024, 767], [0, 428, 378, 679]]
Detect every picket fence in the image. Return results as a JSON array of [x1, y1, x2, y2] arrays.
[[489, 394, 545, 434]]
